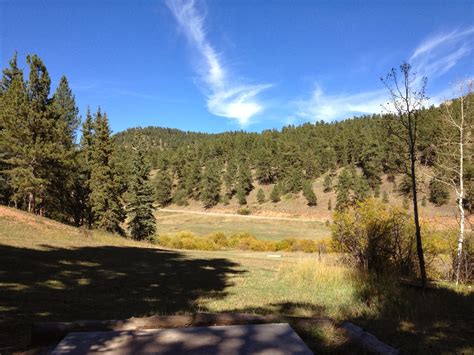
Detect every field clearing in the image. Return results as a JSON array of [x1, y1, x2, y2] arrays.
[[1, 206, 473, 354], [155, 210, 331, 240]]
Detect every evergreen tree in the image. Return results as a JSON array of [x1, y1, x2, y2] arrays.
[[429, 179, 450, 206], [0, 53, 25, 206], [382, 191, 389, 203], [184, 160, 201, 200], [77, 108, 95, 226], [153, 170, 173, 207], [303, 180, 317, 206], [1, 54, 51, 213], [270, 183, 281, 203], [255, 147, 274, 184], [173, 188, 188, 206], [256, 188, 265, 204], [328, 198, 332, 211], [237, 160, 253, 193], [89, 109, 125, 232], [200, 161, 221, 208], [323, 174, 332, 192], [354, 175, 370, 203], [0, 51, 22, 93], [47, 75, 80, 222], [126, 139, 156, 241], [335, 168, 353, 211], [224, 158, 237, 197], [221, 194, 230, 205], [285, 168, 302, 193], [236, 187, 247, 205]]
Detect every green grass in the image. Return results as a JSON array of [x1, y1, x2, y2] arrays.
[[1, 206, 473, 354], [155, 210, 330, 240]]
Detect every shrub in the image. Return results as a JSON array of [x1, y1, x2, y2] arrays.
[[276, 237, 298, 251], [237, 207, 251, 215], [257, 188, 266, 204], [208, 232, 228, 249], [155, 231, 334, 255], [298, 239, 318, 253], [429, 179, 450, 206], [332, 198, 417, 276]]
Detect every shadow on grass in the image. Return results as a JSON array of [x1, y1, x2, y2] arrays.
[[222, 286, 474, 354], [349, 279, 474, 354], [0, 244, 242, 350]]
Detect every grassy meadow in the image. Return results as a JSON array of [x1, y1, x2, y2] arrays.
[[1, 206, 473, 354], [155, 210, 330, 240]]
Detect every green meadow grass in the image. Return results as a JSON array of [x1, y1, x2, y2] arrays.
[[155, 210, 330, 240], [1, 206, 472, 354]]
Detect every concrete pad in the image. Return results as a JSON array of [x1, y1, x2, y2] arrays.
[[51, 323, 313, 354]]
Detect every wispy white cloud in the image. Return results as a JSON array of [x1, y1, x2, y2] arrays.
[[166, 0, 271, 126], [295, 86, 388, 122], [410, 27, 474, 79], [296, 26, 474, 122]]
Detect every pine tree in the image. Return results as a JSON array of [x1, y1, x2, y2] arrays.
[[335, 168, 353, 211], [77, 108, 95, 226], [0, 51, 22, 93], [200, 161, 221, 208], [1, 54, 51, 213], [285, 168, 302, 193], [153, 170, 173, 207], [303, 180, 317, 206], [323, 174, 332, 192], [257, 188, 265, 204], [89, 109, 125, 232], [354, 175, 370, 203], [173, 188, 188, 206], [328, 198, 332, 211], [184, 160, 201, 200], [47, 75, 80, 222], [428, 178, 450, 206], [237, 160, 253, 193], [224, 158, 237, 197], [0, 53, 24, 205], [236, 187, 247, 205], [270, 184, 281, 203], [255, 147, 274, 184], [126, 139, 156, 241]]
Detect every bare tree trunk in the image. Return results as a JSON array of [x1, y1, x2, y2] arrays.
[[455, 94, 465, 285], [27, 192, 34, 213], [410, 152, 427, 287]]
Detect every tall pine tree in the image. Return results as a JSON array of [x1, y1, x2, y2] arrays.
[[126, 136, 156, 240], [89, 109, 125, 232]]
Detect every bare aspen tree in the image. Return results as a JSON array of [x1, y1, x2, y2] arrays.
[[382, 62, 428, 287], [427, 79, 473, 285]]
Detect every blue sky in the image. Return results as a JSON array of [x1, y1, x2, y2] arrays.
[[1, 0, 473, 133]]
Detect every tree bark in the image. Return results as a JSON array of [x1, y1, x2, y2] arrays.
[[455, 97, 465, 285], [410, 151, 427, 287]]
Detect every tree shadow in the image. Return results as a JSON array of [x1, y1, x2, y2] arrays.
[[349, 278, 474, 354], [0, 244, 243, 350], [53, 323, 313, 355], [221, 302, 365, 354]]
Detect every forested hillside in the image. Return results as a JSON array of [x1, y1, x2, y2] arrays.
[[114, 102, 474, 215]]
